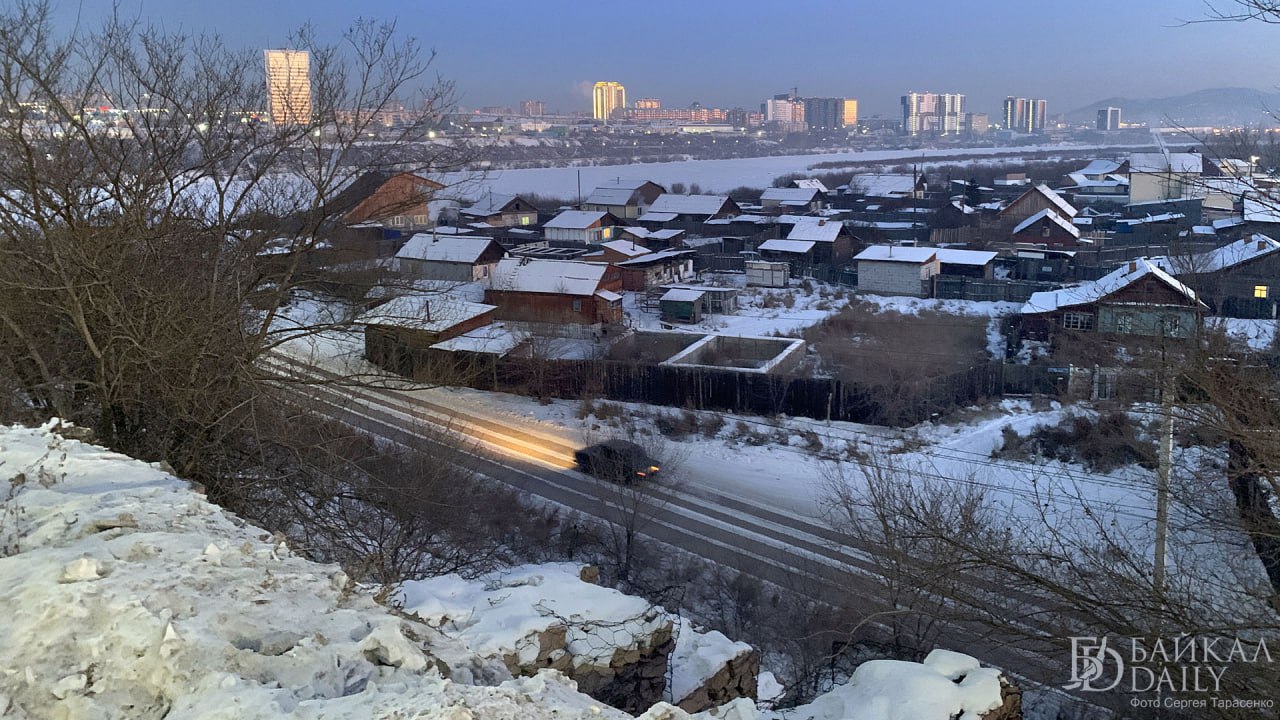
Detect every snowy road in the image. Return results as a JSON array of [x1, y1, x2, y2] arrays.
[[269, 354, 1095, 702]]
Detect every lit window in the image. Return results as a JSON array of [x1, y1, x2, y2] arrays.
[[1255, 285, 1269, 299], [521, 215, 531, 226]]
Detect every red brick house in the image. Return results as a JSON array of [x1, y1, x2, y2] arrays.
[[485, 258, 624, 326]]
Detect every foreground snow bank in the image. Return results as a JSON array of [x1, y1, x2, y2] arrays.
[[0, 421, 639, 719], [764, 649, 1008, 720]]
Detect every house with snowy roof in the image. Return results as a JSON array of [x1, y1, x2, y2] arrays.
[[485, 258, 623, 326], [1127, 152, 1204, 204], [613, 249, 696, 290], [783, 217, 855, 265], [618, 226, 687, 250], [542, 210, 625, 245], [394, 233, 507, 282], [1020, 257, 1206, 341], [1163, 234, 1280, 318], [999, 184, 1078, 227], [580, 239, 653, 265], [582, 179, 666, 219], [459, 194, 539, 227], [853, 245, 940, 298], [640, 194, 740, 224], [359, 293, 498, 377], [935, 248, 998, 279], [759, 187, 826, 213], [843, 173, 926, 200], [1010, 208, 1082, 248]]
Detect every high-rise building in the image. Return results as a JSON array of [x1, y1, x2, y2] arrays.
[[901, 92, 965, 136], [803, 97, 843, 130], [966, 112, 990, 136], [765, 95, 805, 123], [1003, 96, 1048, 132], [264, 49, 311, 125], [592, 81, 626, 122], [1097, 106, 1122, 130], [519, 100, 545, 116], [841, 98, 859, 128], [634, 98, 661, 109]]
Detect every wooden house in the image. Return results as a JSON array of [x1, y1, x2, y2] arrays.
[[1011, 209, 1082, 248], [542, 210, 625, 245], [1020, 258, 1206, 341], [999, 184, 1078, 228], [583, 180, 666, 219], [459, 194, 540, 227], [1166, 233, 1280, 318], [394, 233, 507, 282], [485, 258, 624, 326], [359, 294, 497, 377], [615, 249, 696, 290]]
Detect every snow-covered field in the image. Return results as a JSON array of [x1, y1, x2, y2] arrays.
[[445, 144, 1131, 197]]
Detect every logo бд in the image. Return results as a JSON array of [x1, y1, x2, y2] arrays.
[[1065, 636, 1126, 692]]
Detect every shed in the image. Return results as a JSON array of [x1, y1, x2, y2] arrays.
[[853, 245, 940, 297], [659, 288, 705, 324]]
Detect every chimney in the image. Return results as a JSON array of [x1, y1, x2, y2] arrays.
[[1128, 260, 1137, 273], [1258, 237, 1267, 251]]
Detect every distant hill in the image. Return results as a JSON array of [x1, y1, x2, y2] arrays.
[[1067, 88, 1280, 127]]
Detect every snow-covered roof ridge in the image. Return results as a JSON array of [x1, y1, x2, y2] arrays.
[[462, 192, 518, 216], [1012, 208, 1081, 239], [1021, 257, 1202, 314], [760, 187, 821, 203], [0, 420, 634, 719], [1175, 233, 1280, 274]]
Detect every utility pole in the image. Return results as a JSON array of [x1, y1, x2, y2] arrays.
[[1153, 369, 1174, 593]]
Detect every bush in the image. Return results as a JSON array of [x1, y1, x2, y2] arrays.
[[995, 411, 1153, 472]]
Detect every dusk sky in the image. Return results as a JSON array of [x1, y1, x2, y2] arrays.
[[51, 0, 1280, 118]]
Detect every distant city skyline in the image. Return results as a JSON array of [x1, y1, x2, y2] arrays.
[[49, 0, 1280, 118]]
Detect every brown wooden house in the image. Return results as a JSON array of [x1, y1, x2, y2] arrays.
[[1010, 209, 1082, 249], [485, 258, 624, 326], [998, 183, 1078, 228]]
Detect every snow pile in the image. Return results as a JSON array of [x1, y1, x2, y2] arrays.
[[397, 563, 669, 670], [669, 619, 755, 705], [0, 420, 645, 719], [1208, 317, 1278, 352], [764, 649, 1005, 720]]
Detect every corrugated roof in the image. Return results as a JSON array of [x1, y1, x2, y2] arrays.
[[585, 186, 638, 206]]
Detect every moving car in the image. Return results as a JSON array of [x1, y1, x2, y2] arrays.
[[574, 440, 660, 483]]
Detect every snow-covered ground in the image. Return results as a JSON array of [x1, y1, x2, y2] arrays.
[[0, 420, 1019, 720], [444, 144, 1134, 197], [1208, 316, 1278, 352], [625, 279, 852, 338]]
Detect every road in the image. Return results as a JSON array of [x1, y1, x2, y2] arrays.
[[269, 354, 1095, 709]]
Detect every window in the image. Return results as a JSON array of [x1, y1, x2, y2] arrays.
[[1255, 285, 1269, 299], [572, 299, 583, 313], [1164, 315, 1182, 336], [1116, 313, 1134, 334], [520, 215, 532, 226], [1062, 312, 1093, 330], [412, 214, 428, 225], [387, 215, 406, 227], [1041, 226, 1051, 237]]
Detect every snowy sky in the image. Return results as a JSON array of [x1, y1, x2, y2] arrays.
[[48, 0, 1280, 117]]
